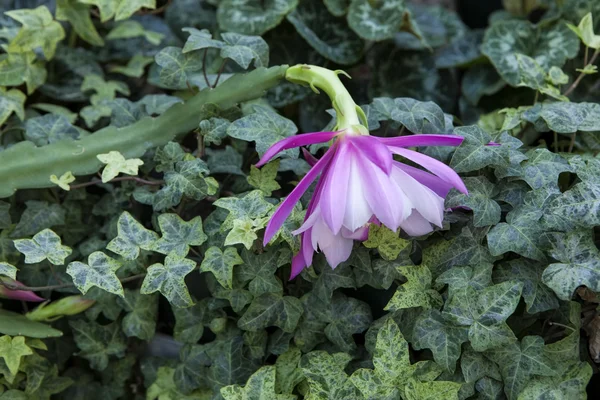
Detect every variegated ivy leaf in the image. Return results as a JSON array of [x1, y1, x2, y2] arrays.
[[221, 365, 295, 400], [363, 225, 411, 261], [0, 335, 33, 376], [522, 102, 600, 134], [56, 0, 104, 47], [0, 87, 26, 126], [0, 262, 17, 279], [404, 379, 462, 400], [0, 52, 47, 95], [237, 248, 282, 296], [248, 160, 280, 196], [50, 171, 76, 191], [300, 351, 360, 398], [152, 214, 207, 257], [481, 19, 579, 87], [5, 6, 66, 59], [200, 246, 243, 289], [154, 46, 204, 90], [324, 0, 350, 16], [79, 0, 157, 22], [347, 0, 411, 41], [450, 125, 510, 173], [10, 200, 66, 239], [69, 320, 127, 371], [66, 251, 124, 297], [544, 182, 600, 231], [217, 0, 299, 36], [106, 20, 164, 45], [445, 176, 501, 227], [238, 292, 303, 333], [567, 12, 600, 49], [520, 148, 572, 190], [385, 265, 442, 311], [117, 289, 158, 341], [214, 190, 275, 231], [519, 361, 592, 400], [24, 114, 80, 146], [110, 54, 154, 78], [14, 229, 72, 265], [141, 254, 196, 308], [224, 218, 260, 250], [96, 151, 144, 183], [81, 74, 130, 105], [106, 212, 158, 261]]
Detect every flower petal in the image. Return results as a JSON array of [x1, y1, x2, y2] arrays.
[[400, 211, 435, 236], [320, 141, 352, 234], [263, 146, 336, 245], [291, 251, 307, 279], [301, 148, 319, 167], [343, 149, 373, 231], [378, 134, 464, 148], [389, 146, 468, 194], [350, 135, 393, 174], [392, 166, 445, 227], [256, 131, 338, 167], [394, 162, 454, 197], [320, 233, 354, 269]]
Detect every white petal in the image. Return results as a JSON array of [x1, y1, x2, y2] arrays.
[[392, 166, 445, 227], [343, 155, 373, 231], [400, 211, 434, 236]]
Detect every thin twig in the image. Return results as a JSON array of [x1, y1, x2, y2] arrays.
[[212, 60, 228, 88], [70, 176, 164, 190], [202, 49, 211, 89], [548, 321, 577, 332], [568, 132, 577, 153], [0, 273, 147, 293], [564, 48, 600, 97], [553, 131, 558, 153]]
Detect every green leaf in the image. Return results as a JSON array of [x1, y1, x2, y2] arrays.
[[248, 160, 280, 196], [110, 54, 154, 78], [173, 300, 220, 344], [520, 149, 572, 190], [385, 265, 442, 310], [412, 309, 469, 372], [460, 346, 502, 383], [217, 0, 299, 36], [97, 151, 144, 183], [287, 0, 363, 65], [363, 225, 411, 260], [0, 262, 17, 279], [237, 248, 282, 296], [215, 190, 275, 231], [66, 251, 124, 296], [140, 254, 196, 308], [49, 171, 75, 191], [220, 32, 270, 69], [149, 365, 198, 400], [383, 97, 446, 133], [481, 20, 579, 86], [224, 218, 260, 250], [13, 228, 72, 265], [200, 117, 231, 146], [0, 336, 32, 375], [205, 336, 255, 391], [106, 20, 164, 45], [324, 0, 350, 16], [200, 246, 243, 290], [221, 365, 296, 400], [544, 182, 600, 230], [227, 108, 298, 158], [567, 12, 600, 49], [69, 320, 127, 371], [5, 6, 65, 59], [155, 46, 204, 90], [238, 292, 303, 332], [275, 346, 304, 394], [11, 201, 65, 238], [487, 336, 557, 400], [347, 0, 410, 41], [450, 125, 509, 173], [182, 28, 225, 52], [56, 0, 104, 47], [542, 229, 600, 300], [118, 289, 158, 341], [311, 258, 355, 302], [151, 214, 207, 257], [435, 30, 484, 69], [519, 361, 592, 400], [404, 379, 461, 400], [487, 206, 547, 261], [0, 52, 47, 95], [81, 74, 130, 104], [445, 176, 501, 227], [106, 211, 158, 260], [79, 0, 156, 22], [0, 87, 26, 126], [0, 309, 62, 338], [300, 351, 359, 399]]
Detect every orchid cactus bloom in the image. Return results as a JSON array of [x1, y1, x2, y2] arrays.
[[257, 65, 468, 278], [0, 278, 45, 302]]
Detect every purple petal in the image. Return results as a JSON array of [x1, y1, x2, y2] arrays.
[[256, 131, 338, 167], [320, 141, 352, 234], [291, 251, 307, 279], [400, 211, 435, 236], [378, 134, 464, 148], [263, 146, 336, 245], [302, 148, 319, 167], [0, 279, 45, 302], [350, 135, 393, 174], [342, 226, 369, 241], [394, 162, 454, 197], [343, 149, 373, 231], [391, 166, 445, 227], [389, 146, 468, 195]]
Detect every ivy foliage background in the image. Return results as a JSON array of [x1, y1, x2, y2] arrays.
[[0, 0, 600, 399]]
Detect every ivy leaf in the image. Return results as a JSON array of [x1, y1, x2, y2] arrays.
[[238, 292, 303, 332], [300, 351, 359, 399], [445, 176, 501, 227], [11, 201, 65, 240], [0, 336, 32, 376], [387, 97, 446, 133], [69, 320, 127, 371], [182, 27, 225, 52], [450, 125, 509, 173], [200, 117, 231, 146], [79, 0, 156, 22], [311, 258, 355, 302], [217, 0, 299, 36], [221, 365, 296, 400], [237, 248, 282, 296], [287, 0, 363, 65], [106, 20, 164, 45], [97, 151, 144, 183], [24, 114, 80, 146], [149, 366, 197, 400], [435, 30, 484, 69], [56, 0, 104, 47], [110, 54, 154, 78], [151, 214, 207, 257], [215, 190, 275, 231], [275, 346, 304, 394], [494, 259, 559, 314], [481, 20, 579, 86], [200, 246, 243, 290], [412, 309, 469, 372], [385, 265, 442, 310], [141, 254, 196, 308], [118, 289, 158, 341], [519, 361, 592, 400], [460, 346, 502, 384], [487, 206, 547, 262], [155, 46, 203, 90], [324, 0, 350, 16], [224, 218, 260, 250], [205, 336, 255, 390], [14, 229, 72, 265], [5, 6, 66, 59], [66, 251, 124, 297], [0, 87, 26, 126], [227, 108, 298, 158], [173, 300, 220, 344], [0, 262, 17, 279], [363, 225, 411, 261], [520, 149, 572, 190], [347, 0, 411, 41], [542, 230, 600, 301], [81, 74, 130, 104], [0, 52, 47, 95], [567, 12, 600, 49], [50, 171, 75, 191], [248, 160, 280, 196], [487, 336, 557, 400], [404, 379, 461, 400], [544, 182, 600, 231], [220, 32, 270, 69], [107, 211, 158, 260]]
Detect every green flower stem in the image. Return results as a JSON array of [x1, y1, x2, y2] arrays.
[[285, 64, 368, 134], [0, 66, 288, 198]]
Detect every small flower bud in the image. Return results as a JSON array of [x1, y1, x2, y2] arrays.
[[26, 295, 95, 322], [0, 278, 45, 302]]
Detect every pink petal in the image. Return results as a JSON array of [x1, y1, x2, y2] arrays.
[[378, 134, 464, 148], [389, 146, 468, 195], [391, 166, 445, 227], [291, 251, 307, 279], [343, 149, 373, 231], [321, 233, 354, 269], [350, 135, 393, 174], [256, 131, 338, 167], [263, 146, 336, 245], [320, 141, 352, 234], [395, 163, 454, 197], [0, 279, 45, 302], [302, 148, 319, 167], [342, 226, 369, 241], [400, 211, 435, 236]]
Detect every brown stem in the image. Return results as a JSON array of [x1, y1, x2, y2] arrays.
[[564, 48, 600, 97], [568, 132, 577, 153], [0, 273, 147, 293], [70, 176, 164, 190], [548, 321, 577, 332], [212, 60, 228, 88], [203, 49, 211, 89]]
